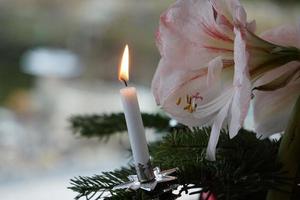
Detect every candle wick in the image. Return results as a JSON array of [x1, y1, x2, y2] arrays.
[[121, 79, 128, 87]]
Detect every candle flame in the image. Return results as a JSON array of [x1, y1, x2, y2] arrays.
[[118, 44, 129, 82]]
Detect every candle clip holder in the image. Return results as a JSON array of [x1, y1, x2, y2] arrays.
[[135, 160, 155, 183], [113, 165, 178, 192]]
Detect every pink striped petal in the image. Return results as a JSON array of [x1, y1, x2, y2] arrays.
[[206, 99, 231, 161], [229, 28, 251, 138], [260, 23, 300, 48], [253, 62, 300, 137]]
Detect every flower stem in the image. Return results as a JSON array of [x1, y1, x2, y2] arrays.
[[266, 96, 300, 200]]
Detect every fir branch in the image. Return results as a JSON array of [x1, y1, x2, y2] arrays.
[[69, 113, 173, 140], [69, 166, 178, 200], [69, 167, 135, 200], [152, 128, 289, 200], [69, 127, 289, 200]]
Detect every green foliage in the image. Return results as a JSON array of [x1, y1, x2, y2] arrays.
[[69, 167, 135, 200], [69, 166, 177, 200], [69, 113, 289, 200], [70, 113, 173, 140], [152, 128, 288, 200]]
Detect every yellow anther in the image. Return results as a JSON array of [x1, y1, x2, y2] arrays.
[[189, 97, 192, 104], [184, 104, 191, 111], [176, 97, 182, 105], [178, 94, 199, 113], [188, 106, 194, 113]]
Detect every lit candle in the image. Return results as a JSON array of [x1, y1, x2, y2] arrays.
[[118, 45, 154, 182]]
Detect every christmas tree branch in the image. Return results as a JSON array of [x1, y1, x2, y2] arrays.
[[152, 128, 289, 199], [69, 127, 289, 200], [69, 113, 173, 140], [69, 167, 135, 200]]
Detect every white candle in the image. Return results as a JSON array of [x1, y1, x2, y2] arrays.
[[120, 87, 151, 166], [118, 45, 154, 182]]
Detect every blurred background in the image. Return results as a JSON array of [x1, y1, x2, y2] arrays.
[[0, 0, 299, 199]]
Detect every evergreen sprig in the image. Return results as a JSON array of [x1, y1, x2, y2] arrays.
[[69, 166, 177, 200], [69, 125, 289, 200], [152, 128, 289, 200], [70, 113, 172, 140], [69, 167, 135, 200]]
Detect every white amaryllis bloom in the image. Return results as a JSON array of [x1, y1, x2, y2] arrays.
[[253, 24, 300, 138], [151, 0, 300, 160]]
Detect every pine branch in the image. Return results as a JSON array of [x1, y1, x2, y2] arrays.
[[69, 113, 173, 140], [69, 167, 135, 200], [69, 127, 289, 200], [152, 128, 289, 200], [69, 166, 178, 200]]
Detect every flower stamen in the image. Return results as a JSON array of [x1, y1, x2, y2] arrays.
[[176, 93, 203, 113], [176, 97, 182, 105]]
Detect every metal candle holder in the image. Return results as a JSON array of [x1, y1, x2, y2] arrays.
[[113, 165, 178, 192], [135, 160, 155, 183]]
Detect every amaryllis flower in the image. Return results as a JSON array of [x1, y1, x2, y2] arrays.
[[151, 0, 300, 160], [253, 24, 300, 138]]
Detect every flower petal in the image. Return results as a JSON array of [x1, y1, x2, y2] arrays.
[[206, 99, 231, 161], [254, 83, 300, 138], [156, 0, 218, 69], [253, 61, 300, 87], [207, 56, 224, 86], [229, 28, 251, 138], [161, 73, 233, 127], [156, 0, 236, 71], [253, 62, 300, 137], [247, 20, 256, 33], [151, 58, 207, 106], [260, 22, 300, 48], [253, 66, 300, 91], [152, 57, 234, 127], [252, 22, 300, 137]]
